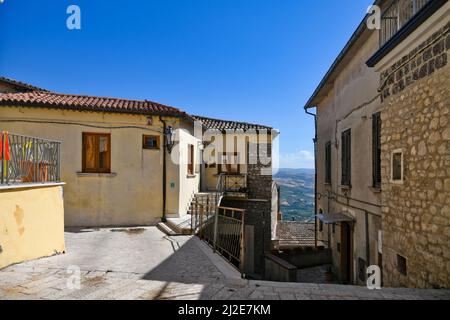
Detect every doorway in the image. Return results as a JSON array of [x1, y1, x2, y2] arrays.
[[340, 222, 353, 284]]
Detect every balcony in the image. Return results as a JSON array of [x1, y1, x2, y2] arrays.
[[1, 132, 61, 186], [367, 0, 446, 67], [216, 173, 248, 196], [380, 0, 432, 47]]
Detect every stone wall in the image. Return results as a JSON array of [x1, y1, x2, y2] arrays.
[[379, 21, 450, 289], [380, 21, 450, 101], [220, 142, 273, 279]]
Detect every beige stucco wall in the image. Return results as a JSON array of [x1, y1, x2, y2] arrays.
[[0, 106, 200, 226], [316, 30, 383, 284], [171, 121, 201, 216], [202, 132, 272, 191], [0, 185, 65, 269]]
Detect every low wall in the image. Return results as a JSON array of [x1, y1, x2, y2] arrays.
[[0, 184, 65, 269], [276, 247, 332, 269], [264, 254, 297, 282]]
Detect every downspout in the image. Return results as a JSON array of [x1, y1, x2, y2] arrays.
[[159, 116, 167, 223], [304, 106, 318, 248]]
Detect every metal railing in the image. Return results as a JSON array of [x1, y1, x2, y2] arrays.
[[199, 206, 246, 273], [380, 0, 431, 47], [1, 132, 61, 185], [190, 192, 223, 233], [216, 173, 248, 194]]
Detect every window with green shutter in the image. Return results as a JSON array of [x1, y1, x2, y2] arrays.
[[325, 141, 332, 184], [372, 113, 382, 188], [341, 129, 351, 187]]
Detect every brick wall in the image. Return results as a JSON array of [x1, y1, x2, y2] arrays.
[[379, 21, 450, 289]]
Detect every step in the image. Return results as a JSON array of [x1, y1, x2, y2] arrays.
[[166, 217, 194, 235], [156, 222, 179, 236]]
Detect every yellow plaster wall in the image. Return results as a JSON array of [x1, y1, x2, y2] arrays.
[[0, 185, 65, 269], [0, 106, 183, 226]]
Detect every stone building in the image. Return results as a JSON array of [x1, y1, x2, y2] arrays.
[[304, 0, 449, 288]]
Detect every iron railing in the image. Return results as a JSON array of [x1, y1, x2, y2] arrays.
[[380, 0, 431, 47], [199, 206, 245, 273], [190, 192, 223, 233], [216, 173, 248, 194], [1, 132, 61, 185]]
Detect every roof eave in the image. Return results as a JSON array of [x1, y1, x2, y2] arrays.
[[303, 0, 382, 110]]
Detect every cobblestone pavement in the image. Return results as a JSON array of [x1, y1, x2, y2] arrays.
[[1, 227, 449, 300]]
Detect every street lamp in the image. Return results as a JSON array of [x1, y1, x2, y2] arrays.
[[164, 126, 175, 153]]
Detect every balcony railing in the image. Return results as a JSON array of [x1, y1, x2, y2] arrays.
[[216, 173, 248, 194], [380, 0, 431, 47], [1, 132, 61, 185]]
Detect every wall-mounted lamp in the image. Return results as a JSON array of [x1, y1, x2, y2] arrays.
[[164, 126, 175, 153]]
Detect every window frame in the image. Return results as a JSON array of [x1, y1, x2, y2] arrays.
[[142, 135, 160, 150], [341, 129, 352, 187], [391, 149, 404, 184], [218, 152, 241, 175], [82, 132, 111, 174]]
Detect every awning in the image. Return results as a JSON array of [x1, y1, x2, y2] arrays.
[[318, 212, 355, 224]]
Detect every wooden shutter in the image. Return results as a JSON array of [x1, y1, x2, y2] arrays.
[[325, 142, 331, 184], [372, 113, 381, 188], [341, 129, 351, 186], [82, 133, 111, 173], [187, 144, 194, 175]]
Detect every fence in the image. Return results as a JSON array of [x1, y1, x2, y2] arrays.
[[216, 173, 248, 194], [199, 206, 246, 273], [380, 0, 431, 47], [1, 132, 61, 185]]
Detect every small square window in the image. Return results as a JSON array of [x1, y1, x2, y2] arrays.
[[397, 254, 407, 276], [143, 135, 160, 149], [391, 150, 403, 182]]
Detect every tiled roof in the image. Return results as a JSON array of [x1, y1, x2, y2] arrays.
[[0, 91, 192, 118], [193, 115, 272, 131], [0, 76, 48, 92]]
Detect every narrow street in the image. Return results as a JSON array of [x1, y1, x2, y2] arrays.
[[1, 227, 448, 300]]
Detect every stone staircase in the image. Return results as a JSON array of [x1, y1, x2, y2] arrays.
[[157, 192, 222, 236]]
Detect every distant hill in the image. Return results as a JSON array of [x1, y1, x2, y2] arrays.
[[274, 168, 315, 222]]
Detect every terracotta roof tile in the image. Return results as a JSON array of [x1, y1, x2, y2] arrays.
[[0, 76, 48, 92], [193, 115, 272, 131], [0, 90, 192, 119]]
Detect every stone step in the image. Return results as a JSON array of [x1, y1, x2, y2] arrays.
[[156, 222, 179, 236]]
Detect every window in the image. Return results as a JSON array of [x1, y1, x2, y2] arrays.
[[325, 141, 332, 184], [82, 133, 111, 173], [341, 129, 352, 187], [187, 144, 194, 175], [397, 254, 407, 276], [218, 153, 240, 174], [142, 135, 160, 149], [372, 113, 382, 188], [379, 0, 432, 47], [391, 150, 403, 182]]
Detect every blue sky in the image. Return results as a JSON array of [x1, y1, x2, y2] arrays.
[[0, 0, 372, 168]]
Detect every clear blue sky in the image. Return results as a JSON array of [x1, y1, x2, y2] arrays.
[[0, 0, 372, 168]]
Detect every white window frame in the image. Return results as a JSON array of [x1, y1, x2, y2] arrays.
[[390, 149, 404, 184]]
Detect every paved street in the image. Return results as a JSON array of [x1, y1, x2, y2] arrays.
[[0, 227, 449, 300]]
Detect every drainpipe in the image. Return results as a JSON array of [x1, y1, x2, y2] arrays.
[[304, 106, 318, 248], [159, 116, 168, 223]]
